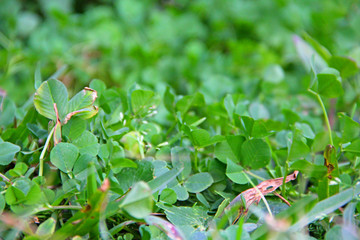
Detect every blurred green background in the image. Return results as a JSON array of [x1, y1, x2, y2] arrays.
[[1, 0, 360, 105]]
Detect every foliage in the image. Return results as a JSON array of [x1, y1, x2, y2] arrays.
[[1, 0, 360, 239]]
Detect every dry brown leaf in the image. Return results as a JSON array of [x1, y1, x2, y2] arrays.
[[225, 171, 299, 219]]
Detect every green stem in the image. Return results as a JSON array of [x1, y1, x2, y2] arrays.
[[39, 126, 55, 177], [0, 173, 10, 183], [244, 170, 266, 181], [308, 89, 333, 146], [194, 148, 199, 172], [281, 158, 289, 197]]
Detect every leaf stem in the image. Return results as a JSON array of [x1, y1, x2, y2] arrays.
[[39, 126, 55, 177], [281, 158, 289, 197], [0, 173, 10, 183], [308, 89, 333, 146]]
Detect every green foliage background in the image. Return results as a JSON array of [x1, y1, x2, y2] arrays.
[[1, 0, 360, 239]]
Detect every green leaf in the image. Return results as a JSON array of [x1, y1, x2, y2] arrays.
[[111, 158, 137, 174], [184, 127, 224, 148], [120, 181, 153, 219], [317, 68, 343, 98], [263, 64, 284, 83], [73, 131, 99, 156], [329, 56, 358, 78], [224, 94, 235, 121], [176, 92, 205, 116], [295, 122, 315, 139], [67, 88, 97, 117], [290, 160, 327, 179], [160, 188, 177, 204], [293, 35, 327, 74], [33, 78, 68, 121], [89, 79, 106, 97], [73, 154, 96, 180], [34, 62, 42, 90], [157, 203, 209, 237], [289, 184, 360, 231], [184, 173, 214, 193], [215, 136, 245, 164], [241, 139, 271, 169], [164, 87, 175, 113], [50, 142, 79, 173], [8, 162, 28, 177], [343, 139, 360, 154], [62, 117, 87, 140], [5, 186, 26, 205], [171, 147, 191, 181], [131, 89, 156, 116], [0, 142, 21, 165], [36, 217, 56, 237], [289, 135, 310, 161], [338, 113, 360, 143], [226, 159, 247, 184], [0, 97, 16, 127]]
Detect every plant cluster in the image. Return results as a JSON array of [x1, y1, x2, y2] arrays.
[[1, 0, 360, 239]]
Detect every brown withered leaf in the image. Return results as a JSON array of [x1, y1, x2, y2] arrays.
[[225, 171, 299, 221]]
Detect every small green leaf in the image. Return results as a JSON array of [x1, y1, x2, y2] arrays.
[[36, 217, 56, 237], [263, 64, 284, 83], [184, 173, 214, 193], [344, 139, 360, 154], [67, 88, 97, 116], [176, 92, 205, 116], [215, 136, 245, 164], [164, 87, 175, 113], [295, 122, 315, 139], [131, 89, 156, 116], [89, 79, 106, 97], [0, 142, 21, 165], [338, 113, 360, 143], [160, 188, 177, 204], [289, 135, 310, 161], [290, 160, 327, 178], [8, 162, 28, 177], [224, 94, 235, 121], [184, 128, 224, 148], [0, 98, 16, 127], [62, 117, 87, 140], [226, 159, 247, 184], [34, 79, 68, 121], [317, 68, 343, 98], [241, 139, 271, 169], [73, 131, 99, 156], [329, 56, 358, 78], [171, 147, 191, 181], [120, 181, 153, 219], [50, 142, 79, 173], [34, 62, 42, 90], [111, 158, 137, 174], [5, 186, 26, 205]]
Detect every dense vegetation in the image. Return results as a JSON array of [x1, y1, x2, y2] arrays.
[[1, 0, 360, 239]]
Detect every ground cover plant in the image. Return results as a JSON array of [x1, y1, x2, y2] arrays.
[[1, 0, 360, 239]]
